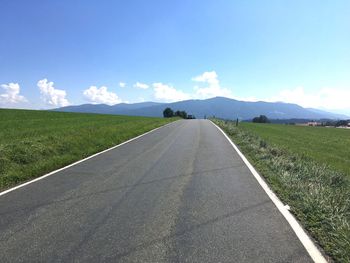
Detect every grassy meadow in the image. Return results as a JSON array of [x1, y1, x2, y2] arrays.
[[239, 122, 350, 176], [0, 109, 176, 190], [213, 119, 350, 262]]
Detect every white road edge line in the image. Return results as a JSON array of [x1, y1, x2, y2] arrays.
[[0, 121, 178, 197], [210, 121, 327, 263]]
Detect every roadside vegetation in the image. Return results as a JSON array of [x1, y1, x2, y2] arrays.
[[213, 119, 350, 262], [0, 109, 176, 190], [239, 122, 350, 175]]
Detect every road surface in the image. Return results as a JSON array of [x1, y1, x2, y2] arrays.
[[0, 120, 312, 262]]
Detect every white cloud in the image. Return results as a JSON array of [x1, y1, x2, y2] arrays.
[[134, 82, 149, 89], [153, 83, 191, 102], [83, 86, 122, 105], [192, 71, 220, 85], [269, 86, 350, 110], [119, 82, 126, 88], [192, 71, 233, 99], [0, 83, 27, 107], [37, 79, 70, 107], [234, 96, 259, 102]]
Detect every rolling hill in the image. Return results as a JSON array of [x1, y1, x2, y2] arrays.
[[55, 97, 347, 120]]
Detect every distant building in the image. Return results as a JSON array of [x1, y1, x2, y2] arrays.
[[307, 121, 320, 126]]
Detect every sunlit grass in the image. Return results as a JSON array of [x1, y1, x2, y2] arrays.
[[238, 122, 350, 176], [0, 109, 176, 190]]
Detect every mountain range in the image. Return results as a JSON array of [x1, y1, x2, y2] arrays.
[[54, 97, 347, 120]]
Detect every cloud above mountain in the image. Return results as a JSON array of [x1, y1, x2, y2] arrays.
[[192, 71, 233, 99], [150, 71, 233, 102], [83, 86, 122, 105], [269, 86, 350, 111], [153, 83, 191, 102]]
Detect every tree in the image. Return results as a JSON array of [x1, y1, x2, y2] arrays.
[[335, 120, 348, 127], [163, 107, 174, 118], [181, 111, 188, 119], [174, 110, 188, 119], [252, 115, 270, 123]]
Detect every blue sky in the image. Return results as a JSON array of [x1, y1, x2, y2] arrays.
[[1, 0, 349, 114]]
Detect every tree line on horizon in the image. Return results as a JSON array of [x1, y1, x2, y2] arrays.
[[163, 107, 191, 119], [252, 115, 270, 123]]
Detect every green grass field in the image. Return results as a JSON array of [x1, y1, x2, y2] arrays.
[[214, 119, 350, 262], [239, 122, 350, 176], [0, 109, 176, 190]]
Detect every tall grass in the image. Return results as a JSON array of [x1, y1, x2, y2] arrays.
[[0, 109, 176, 190], [213, 119, 350, 262], [238, 122, 350, 176]]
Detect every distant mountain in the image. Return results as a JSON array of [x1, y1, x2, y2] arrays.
[[306, 108, 349, 119], [56, 102, 165, 115], [54, 97, 347, 120]]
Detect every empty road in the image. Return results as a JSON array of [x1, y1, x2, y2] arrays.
[[0, 120, 312, 262]]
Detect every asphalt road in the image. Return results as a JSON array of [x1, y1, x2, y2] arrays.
[[0, 120, 312, 262]]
